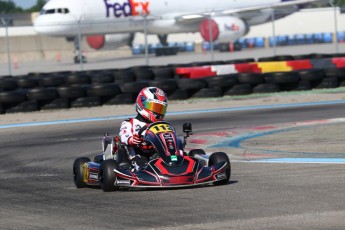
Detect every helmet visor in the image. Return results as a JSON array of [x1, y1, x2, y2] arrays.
[[143, 100, 167, 116]]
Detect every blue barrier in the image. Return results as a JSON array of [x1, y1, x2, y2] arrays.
[[337, 31, 345, 42], [323, 33, 333, 43], [132, 42, 195, 55], [254, 37, 265, 48]]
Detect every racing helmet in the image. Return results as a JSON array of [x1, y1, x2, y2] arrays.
[[136, 87, 168, 123]]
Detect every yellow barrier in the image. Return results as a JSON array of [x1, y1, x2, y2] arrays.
[[257, 61, 293, 73]]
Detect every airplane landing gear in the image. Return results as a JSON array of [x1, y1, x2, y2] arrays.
[[74, 37, 87, 64], [74, 55, 87, 64], [158, 34, 168, 46]]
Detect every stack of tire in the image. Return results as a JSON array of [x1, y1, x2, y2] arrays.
[[0, 66, 180, 114], [1, 54, 345, 114]]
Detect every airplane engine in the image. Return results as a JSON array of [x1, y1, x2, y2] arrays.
[[86, 33, 134, 50], [199, 16, 249, 43]]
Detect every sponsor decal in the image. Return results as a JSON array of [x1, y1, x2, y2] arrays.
[[135, 124, 141, 132], [171, 155, 178, 161], [104, 0, 150, 18], [89, 172, 99, 181], [116, 179, 131, 185], [216, 172, 227, 180], [156, 88, 165, 97], [224, 24, 240, 31]]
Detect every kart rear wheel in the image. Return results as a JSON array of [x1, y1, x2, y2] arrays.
[[99, 159, 119, 192], [208, 152, 231, 185], [73, 157, 91, 188]]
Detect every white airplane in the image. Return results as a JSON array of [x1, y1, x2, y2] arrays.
[[34, 0, 325, 62]]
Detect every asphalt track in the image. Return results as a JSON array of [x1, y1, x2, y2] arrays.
[[0, 101, 344, 229]]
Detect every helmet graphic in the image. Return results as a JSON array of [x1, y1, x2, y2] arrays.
[[136, 87, 168, 123]]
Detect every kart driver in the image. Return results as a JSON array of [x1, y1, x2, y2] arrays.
[[119, 87, 168, 171]]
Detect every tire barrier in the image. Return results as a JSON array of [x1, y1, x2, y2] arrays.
[[1, 53, 345, 114]]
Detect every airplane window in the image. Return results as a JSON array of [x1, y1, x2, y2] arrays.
[[39, 8, 69, 15], [45, 9, 55, 14]]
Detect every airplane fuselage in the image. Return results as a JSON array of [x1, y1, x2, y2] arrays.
[[34, 0, 285, 36]]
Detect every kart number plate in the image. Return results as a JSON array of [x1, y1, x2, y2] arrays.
[[149, 124, 173, 134]]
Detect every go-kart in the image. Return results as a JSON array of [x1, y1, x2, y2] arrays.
[[73, 121, 231, 191]]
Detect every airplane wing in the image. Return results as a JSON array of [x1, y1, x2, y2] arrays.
[[175, 0, 329, 24]]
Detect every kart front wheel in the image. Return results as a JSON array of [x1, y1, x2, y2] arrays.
[[99, 159, 119, 192], [188, 149, 206, 157], [208, 152, 231, 185], [73, 157, 91, 188]]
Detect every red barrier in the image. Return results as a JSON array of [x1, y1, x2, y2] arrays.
[[175, 67, 216, 78], [175, 58, 345, 79], [234, 63, 260, 73], [332, 58, 345, 68], [286, 60, 313, 70]]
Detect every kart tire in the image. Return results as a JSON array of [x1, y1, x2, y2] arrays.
[[70, 97, 101, 108], [5, 100, 39, 113], [65, 74, 90, 85], [134, 69, 155, 81], [192, 88, 222, 98], [39, 76, 66, 87], [16, 77, 39, 89], [0, 91, 26, 104], [0, 78, 17, 91], [104, 93, 135, 105], [205, 75, 238, 90], [264, 72, 300, 84], [315, 77, 339, 89], [0, 103, 4, 114], [176, 79, 207, 90], [99, 159, 119, 192], [57, 86, 86, 99], [297, 69, 325, 82], [224, 84, 252, 96], [148, 79, 178, 93], [27, 88, 58, 101], [188, 149, 206, 157], [86, 83, 121, 97], [237, 73, 264, 85], [152, 67, 175, 80], [73, 157, 91, 188], [252, 83, 280, 94], [119, 82, 149, 94], [208, 152, 231, 185], [90, 72, 114, 84], [114, 71, 136, 83], [40, 98, 70, 110], [168, 89, 189, 100]]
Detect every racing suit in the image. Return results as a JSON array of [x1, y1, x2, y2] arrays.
[[119, 114, 152, 170]]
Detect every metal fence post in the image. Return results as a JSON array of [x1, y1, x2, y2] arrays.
[[77, 20, 83, 71], [144, 14, 149, 66], [271, 8, 277, 56], [1, 18, 12, 76], [208, 12, 214, 62]]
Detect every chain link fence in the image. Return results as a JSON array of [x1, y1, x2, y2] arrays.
[[1, 6, 345, 76]]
